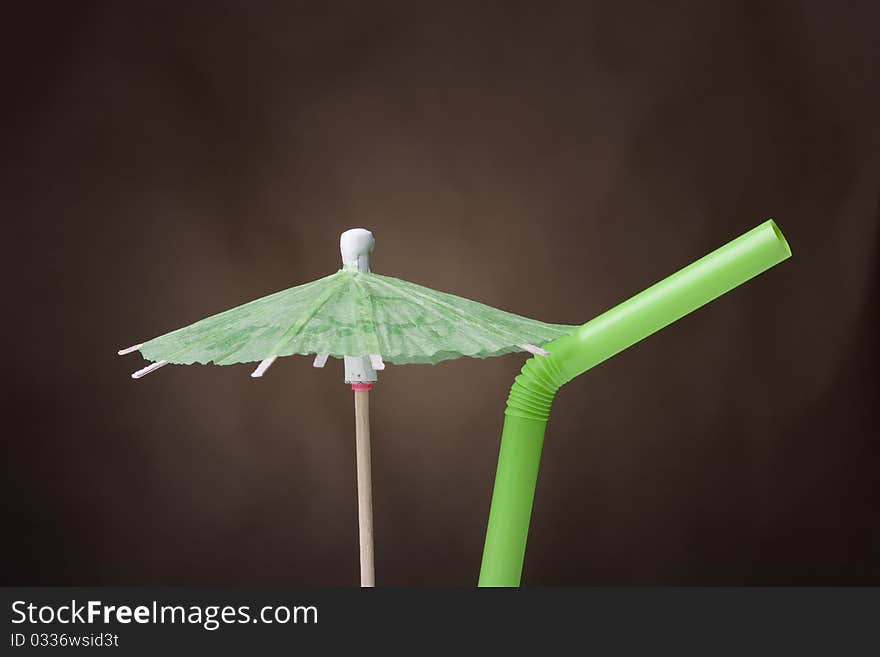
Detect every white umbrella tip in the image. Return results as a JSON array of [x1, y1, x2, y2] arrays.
[[340, 228, 375, 269]]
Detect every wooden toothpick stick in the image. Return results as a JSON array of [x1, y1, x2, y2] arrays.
[[353, 387, 375, 587]]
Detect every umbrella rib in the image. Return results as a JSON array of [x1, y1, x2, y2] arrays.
[[131, 360, 168, 379], [117, 343, 143, 356], [387, 276, 524, 343], [370, 275, 531, 350], [519, 343, 550, 356], [313, 353, 329, 368], [250, 356, 277, 378], [354, 275, 382, 356], [263, 280, 341, 359]]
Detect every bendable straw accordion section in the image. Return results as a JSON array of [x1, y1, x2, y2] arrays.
[[505, 351, 568, 421]]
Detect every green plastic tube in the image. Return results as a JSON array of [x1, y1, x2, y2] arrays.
[[478, 220, 792, 586]]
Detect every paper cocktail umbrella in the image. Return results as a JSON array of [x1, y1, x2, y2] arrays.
[[119, 228, 575, 586]]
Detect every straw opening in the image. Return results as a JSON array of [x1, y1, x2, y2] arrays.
[[767, 219, 792, 258]]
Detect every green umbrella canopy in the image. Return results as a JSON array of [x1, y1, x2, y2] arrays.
[[119, 229, 574, 375]]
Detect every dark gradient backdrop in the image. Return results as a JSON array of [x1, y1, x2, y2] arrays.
[[4, 2, 878, 586]]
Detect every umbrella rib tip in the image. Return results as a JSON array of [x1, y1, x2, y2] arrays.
[[251, 356, 277, 378], [118, 343, 143, 356], [131, 360, 167, 379], [519, 343, 550, 357]]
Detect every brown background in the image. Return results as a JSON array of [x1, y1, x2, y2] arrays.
[[4, 2, 878, 586]]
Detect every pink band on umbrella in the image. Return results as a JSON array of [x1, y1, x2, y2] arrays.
[[351, 383, 373, 391]]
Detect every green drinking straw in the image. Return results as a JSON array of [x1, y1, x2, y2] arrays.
[[478, 220, 792, 586]]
